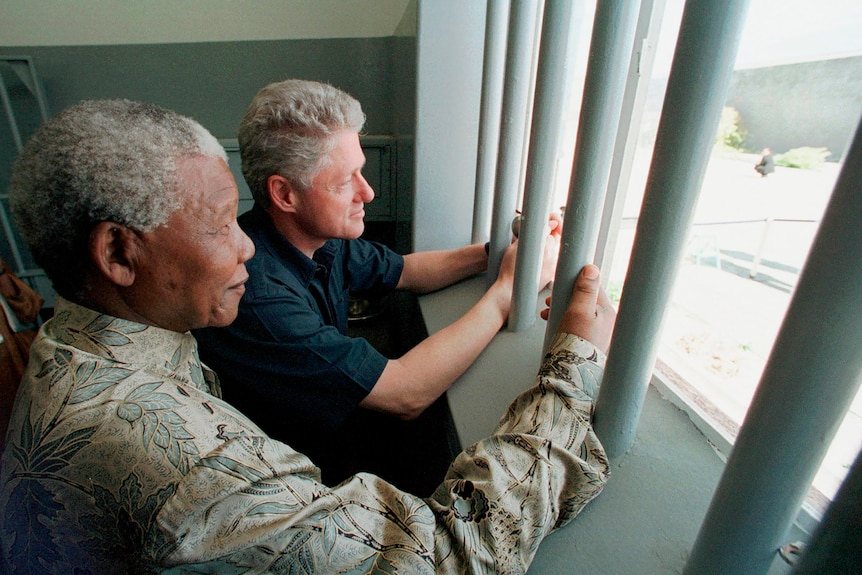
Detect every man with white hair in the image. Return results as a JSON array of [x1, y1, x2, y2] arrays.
[[195, 79, 564, 491], [0, 98, 614, 574]]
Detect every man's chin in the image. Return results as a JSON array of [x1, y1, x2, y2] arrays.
[[207, 306, 240, 329], [346, 222, 365, 239]]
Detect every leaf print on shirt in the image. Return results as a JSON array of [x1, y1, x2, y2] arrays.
[[80, 314, 149, 356], [76, 472, 175, 572], [9, 402, 98, 477], [52, 311, 148, 361], [5, 476, 67, 571], [117, 382, 199, 473], [5, 403, 99, 572], [164, 341, 207, 391], [35, 347, 74, 390], [69, 362, 135, 405], [344, 553, 398, 574]]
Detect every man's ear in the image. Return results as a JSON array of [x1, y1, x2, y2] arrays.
[[89, 222, 138, 287], [267, 174, 299, 214]]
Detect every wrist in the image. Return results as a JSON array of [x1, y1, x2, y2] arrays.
[[488, 277, 514, 318]]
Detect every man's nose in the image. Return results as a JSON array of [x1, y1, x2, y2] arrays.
[[357, 175, 375, 202], [237, 227, 255, 262]]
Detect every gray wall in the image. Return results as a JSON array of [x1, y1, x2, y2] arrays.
[[727, 55, 862, 160], [412, 1, 485, 252], [0, 36, 417, 270]]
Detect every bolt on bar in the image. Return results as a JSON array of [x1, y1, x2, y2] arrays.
[[472, 0, 511, 244], [487, 0, 542, 282], [542, 0, 640, 350], [591, 0, 751, 458], [509, 0, 591, 331], [684, 114, 862, 575]]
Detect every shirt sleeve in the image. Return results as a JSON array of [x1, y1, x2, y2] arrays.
[[344, 238, 405, 294], [154, 332, 610, 574]]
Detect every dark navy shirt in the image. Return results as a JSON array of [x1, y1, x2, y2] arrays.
[[194, 207, 404, 482]]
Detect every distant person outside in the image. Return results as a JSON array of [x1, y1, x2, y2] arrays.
[[755, 147, 775, 177]]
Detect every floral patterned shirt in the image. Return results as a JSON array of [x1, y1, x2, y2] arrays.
[[0, 297, 609, 574]]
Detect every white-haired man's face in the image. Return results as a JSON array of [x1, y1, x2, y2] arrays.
[[128, 156, 255, 332], [292, 131, 375, 245]]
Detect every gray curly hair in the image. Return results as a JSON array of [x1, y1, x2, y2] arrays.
[[9, 98, 226, 300], [238, 79, 365, 208]]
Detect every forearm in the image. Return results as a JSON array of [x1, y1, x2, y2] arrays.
[[360, 279, 511, 419], [161, 333, 608, 575], [431, 332, 609, 572], [398, 244, 488, 294]]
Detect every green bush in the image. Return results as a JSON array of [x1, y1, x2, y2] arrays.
[[715, 107, 747, 152], [607, 280, 622, 304], [775, 147, 831, 169]]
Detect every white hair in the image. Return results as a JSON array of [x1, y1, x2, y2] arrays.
[[9, 98, 227, 299]]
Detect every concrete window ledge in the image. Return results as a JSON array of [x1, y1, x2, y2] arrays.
[[418, 276, 802, 575]]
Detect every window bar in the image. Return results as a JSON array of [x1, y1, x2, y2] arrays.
[[792, 448, 862, 574], [0, 70, 24, 151], [487, 0, 542, 283], [508, 0, 592, 331], [541, 0, 640, 348], [472, 0, 511, 245], [591, 0, 751, 458], [594, 0, 666, 287], [684, 114, 862, 575]]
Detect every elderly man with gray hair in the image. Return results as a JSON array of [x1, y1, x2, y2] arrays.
[[195, 79, 565, 492], [0, 98, 614, 574]]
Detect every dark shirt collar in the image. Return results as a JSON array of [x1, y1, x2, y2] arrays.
[[240, 205, 340, 288]]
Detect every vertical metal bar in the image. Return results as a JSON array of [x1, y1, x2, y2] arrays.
[[684, 115, 862, 575], [0, 72, 24, 151], [541, 0, 641, 350], [792, 449, 862, 574], [516, 8, 545, 211], [591, 0, 751, 457], [0, 194, 27, 274], [7, 57, 50, 122], [488, 0, 542, 282], [472, 0, 511, 244], [749, 216, 771, 279], [0, 61, 27, 274], [508, 0, 591, 331], [594, 0, 666, 287]]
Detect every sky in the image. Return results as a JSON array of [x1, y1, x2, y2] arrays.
[[654, 0, 862, 74]]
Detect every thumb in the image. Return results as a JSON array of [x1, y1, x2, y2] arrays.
[[571, 264, 601, 312]]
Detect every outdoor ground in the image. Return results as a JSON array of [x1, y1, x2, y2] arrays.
[[606, 151, 859, 504]]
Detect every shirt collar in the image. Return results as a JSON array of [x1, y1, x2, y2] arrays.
[[241, 205, 341, 287], [50, 297, 217, 395]]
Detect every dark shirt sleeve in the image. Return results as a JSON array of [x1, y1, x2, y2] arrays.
[[344, 238, 404, 295]]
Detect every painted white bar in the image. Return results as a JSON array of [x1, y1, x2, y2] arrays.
[[509, 0, 591, 331], [487, 0, 542, 281], [472, 0, 510, 244], [541, 0, 640, 350]]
